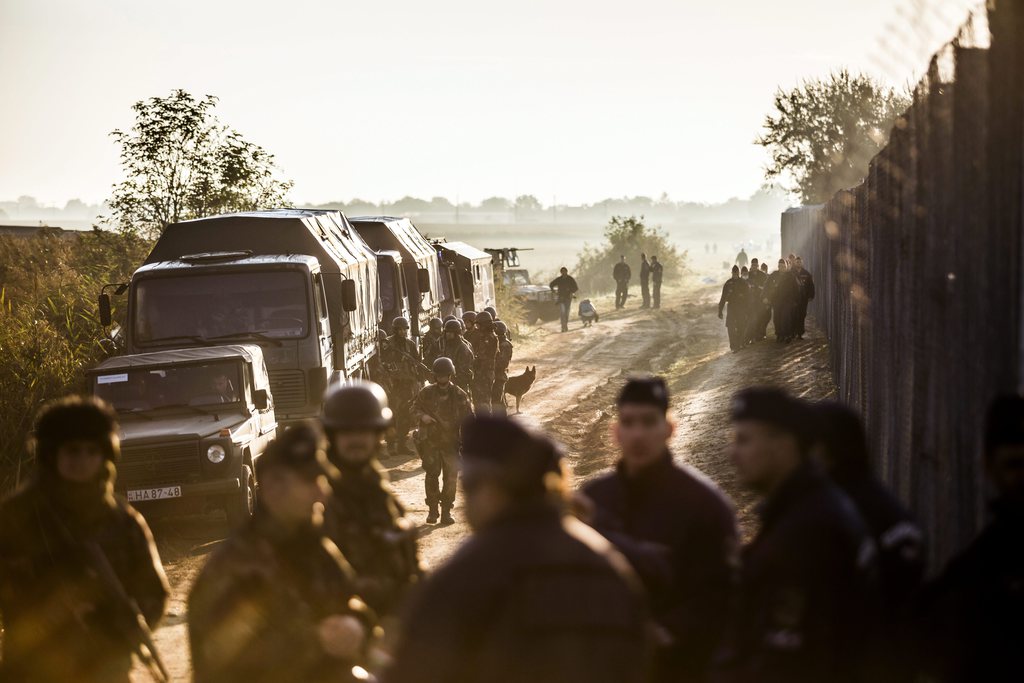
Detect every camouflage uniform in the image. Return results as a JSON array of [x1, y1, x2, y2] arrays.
[[470, 328, 499, 412], [381, 333, 423, 453], [420, 320, 444, 366], [412, 382, 473, 515], [437, 335, 475, 393], [491, 334, 513, 415]]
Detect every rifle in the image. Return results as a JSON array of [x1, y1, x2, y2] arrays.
[[382, 338, 432, 378]]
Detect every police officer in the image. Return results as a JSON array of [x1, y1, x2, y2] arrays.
[[916, 396, 1024, 682], [388, 416, 652, 683], [764, 259, 799, 342], [438, 319, 475, 393], [0, 396, 169, 683], [421, 317, 444, 365], [746, 258, 768, 342], [791, 256, 815, 340], [491, 320, 514, 416], [188, 424, 376, 683], [721, 388, 877, 683], [640, 253, 652, 309], [412, 357, 474, 524], [470, 310, 499, 413], [381, 316, 424, 455], [719, 265, 751, 352], [581, 378, 737, 682], [320, 382, 422, 618], [650, 256, 664, 309], [613, 254, 632, 309]]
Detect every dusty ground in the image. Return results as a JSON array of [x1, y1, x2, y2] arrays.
[[136, 266, 836, 680]]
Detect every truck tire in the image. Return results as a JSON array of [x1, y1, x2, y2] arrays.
[[225, 464, 255, 528]]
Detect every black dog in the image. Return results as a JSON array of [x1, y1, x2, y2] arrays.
[[503, 366, 537, 414]]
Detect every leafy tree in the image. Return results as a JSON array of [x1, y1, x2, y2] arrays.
[[514, 195, 542, 212], [756, 70, 909, 204], [573, 216, 686, 295], [106, 89, 293, 238], [479, 196, 512, 212]]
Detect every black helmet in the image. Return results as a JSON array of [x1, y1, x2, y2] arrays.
[[476, 311, 493, 326], [483, 306, 498, 319], [393, 316, 410, 331], [428, 317, 443, 332], [322, 381, 393, 431], [494, 320, 509, 337], [444, 319, 463, 335], [433, 357, 456, 376]]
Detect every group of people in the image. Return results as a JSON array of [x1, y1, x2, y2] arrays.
[[3, 380, 1020, 682], [546, 254, 666, 334], [718, 253, 815, 351]]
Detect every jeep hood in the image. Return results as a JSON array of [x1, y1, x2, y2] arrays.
[[118, 412, 252, 444]]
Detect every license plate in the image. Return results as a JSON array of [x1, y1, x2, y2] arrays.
[[127, 486, 182, 502]]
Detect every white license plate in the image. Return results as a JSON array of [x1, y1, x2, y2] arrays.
[[127, 486, 182, 502]]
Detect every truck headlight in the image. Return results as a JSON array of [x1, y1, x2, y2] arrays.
[[206, 444, 226, 464]]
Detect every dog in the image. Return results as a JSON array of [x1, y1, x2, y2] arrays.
[[503, 366, 537, 414]]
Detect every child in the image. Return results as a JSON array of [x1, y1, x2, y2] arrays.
[[578, 299, 599, 327]]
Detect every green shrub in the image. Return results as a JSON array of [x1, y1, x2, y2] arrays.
[[573, 216, 687, 296]]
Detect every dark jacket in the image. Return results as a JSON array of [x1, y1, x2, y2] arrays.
[[724, 464, 877, 683], [386, 504, 651, 683], [640, 259, 651, 283], [0, 476, 168, 683], [747, 268, 767, 290], [793, 267, 815, 301], [651, 261, 664, 284], [764, 269, 799, 307], [188, 509, 373, 683], [916, 498, 1024, 682], [549, 274, 579, 304], [613, 262, 632, 283], [718, 277, 751, 325], [323, 459, 423, 616], [584, 453, 737, 681]]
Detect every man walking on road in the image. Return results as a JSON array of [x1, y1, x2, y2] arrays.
[[746, 258, 768, 342], [735, 248, 749, 269], [791, 256, 815, 340], [764, 259, 799, 342], [613, 255, 631, 309], [650, 256, 664, 309], [640, 253, 651, 308], [719, 265, 751, 352], [582, 378, 738, 682], [550, 267, 579, 332]]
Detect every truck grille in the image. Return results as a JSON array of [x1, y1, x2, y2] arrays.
[[119, 439, 201, 488], [268, 369, 307, 412]]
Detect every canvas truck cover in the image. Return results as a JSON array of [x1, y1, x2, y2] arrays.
[[91, 344, 271, 393], [439, 241, 496, 312], [349, 216, 445, 332], [145, 209, 381, 372]]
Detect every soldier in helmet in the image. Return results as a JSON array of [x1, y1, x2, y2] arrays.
[[462, 311, 479, 346], [381, 316, 424, 455], [412, 357, 474, 524], [483, 305, 498, 321], [189, 423, 377, 683], [0, 396, 169, 683], [421, 317, 444, 366], [469, 310, 500, 413], [437, 319, 475, 393], [491, 320, 514, 416], [320, 381, 422, 619]]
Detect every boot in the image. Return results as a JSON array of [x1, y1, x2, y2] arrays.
[[440, 506, 455, 525], [426, 503, 439, 524]]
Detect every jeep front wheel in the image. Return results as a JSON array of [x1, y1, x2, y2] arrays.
[[225, 464, 255, 528]]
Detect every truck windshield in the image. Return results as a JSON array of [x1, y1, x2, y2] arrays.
[[134, 271, 309, 343], [504, 271, 531, 286], [94, 361, 243, 412], [379, 262, 397, 311]]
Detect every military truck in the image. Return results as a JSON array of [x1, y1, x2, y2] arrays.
[[486, 247, 559, 323], [90, 345, 276, 524], [375, 249, 411, 334], [100, 209, 380, 426], [432, 239, 497, 314], [349, 216, 445, 342]]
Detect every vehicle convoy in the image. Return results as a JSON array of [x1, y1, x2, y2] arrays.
[[374, 249, 411, 335], [432, 239, 497, 314], [89, 345, 276, 523], [100, 209, 381, 426], [349, 216, 446, 343], [486, 247, 559, 323]]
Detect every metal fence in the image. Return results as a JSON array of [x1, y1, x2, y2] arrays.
[[781, 2, 1024, 566]]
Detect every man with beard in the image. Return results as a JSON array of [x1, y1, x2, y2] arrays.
[[0, 396, 169, 683], [320, 382, 422, 619], [189, 424, 376, 683]]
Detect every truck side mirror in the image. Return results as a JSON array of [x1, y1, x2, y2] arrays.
[[341, 279, 358, 312], [98, 293, 112, 327], [417, 268, 431, 294], [253, 389, 270, 411]]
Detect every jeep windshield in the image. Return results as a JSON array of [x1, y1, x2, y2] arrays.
[[133, 270, 310, 344], [504, 271, 531, 286], [94, 361, 244, 412]]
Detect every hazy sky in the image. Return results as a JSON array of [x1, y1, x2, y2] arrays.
[[1, 0, 976, 207]]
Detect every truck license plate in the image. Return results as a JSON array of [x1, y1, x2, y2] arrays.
[[127, 486, 182, 502]]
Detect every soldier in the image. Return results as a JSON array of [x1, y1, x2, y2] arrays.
[[764, 258, 799, 342], [461, 310, 478, 346], [549, 266, 579, 332], [721, 388, 877, 683], [412, 357, 474, 524], [438, 319, 475, 393], [320, 382, 422, 619], [812, 401, 924, 680], [916, 396, 1024, 682], [719, 265, 751, 352], [470, 310, 499, 413], [388, 416, 652, 683], [640, 252, 651, 309], [581, 378, 737, 682], [791, 256, 815, 340], [491, 320, 514, 416], [0, 396, 169, 683], [381, 316, 424, 455], [421, 317, 444, 365], [483, 305, 498, 320], [613, 254, 632, 309], [650, 255, 664, 309], [189, 423, 376, 683]]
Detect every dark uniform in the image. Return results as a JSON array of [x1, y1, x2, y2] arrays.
[[640, 256, 651, 308], [420, 318, 444, 366], [746, 265, 769, 341], [388, 416, 651, 683], [438, 320, 475, 393], [764, 266, 799, 342], [412, 365, 474, 522], [549, 270, 579, 332], [718, 272, 751, 351], [491, 321, 513, 416], [0, 397, 169, 683], [613, 259, 632, 309], [189, 425, 375, 683], [651, 258, 664, 309], [381, 318, 424, 454], [792, 265, 815, 338], [469, 311, 499, 413]]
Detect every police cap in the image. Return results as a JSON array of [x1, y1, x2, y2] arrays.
[[460, 415, 562, 497], [617, 377, 670, 413], [731, 387, 811, 444]]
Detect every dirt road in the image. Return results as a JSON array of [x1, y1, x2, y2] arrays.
[[138, 268, 836, 680]]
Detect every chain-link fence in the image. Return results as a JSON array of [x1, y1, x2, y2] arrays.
[[781, 2, 1024, 566]]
